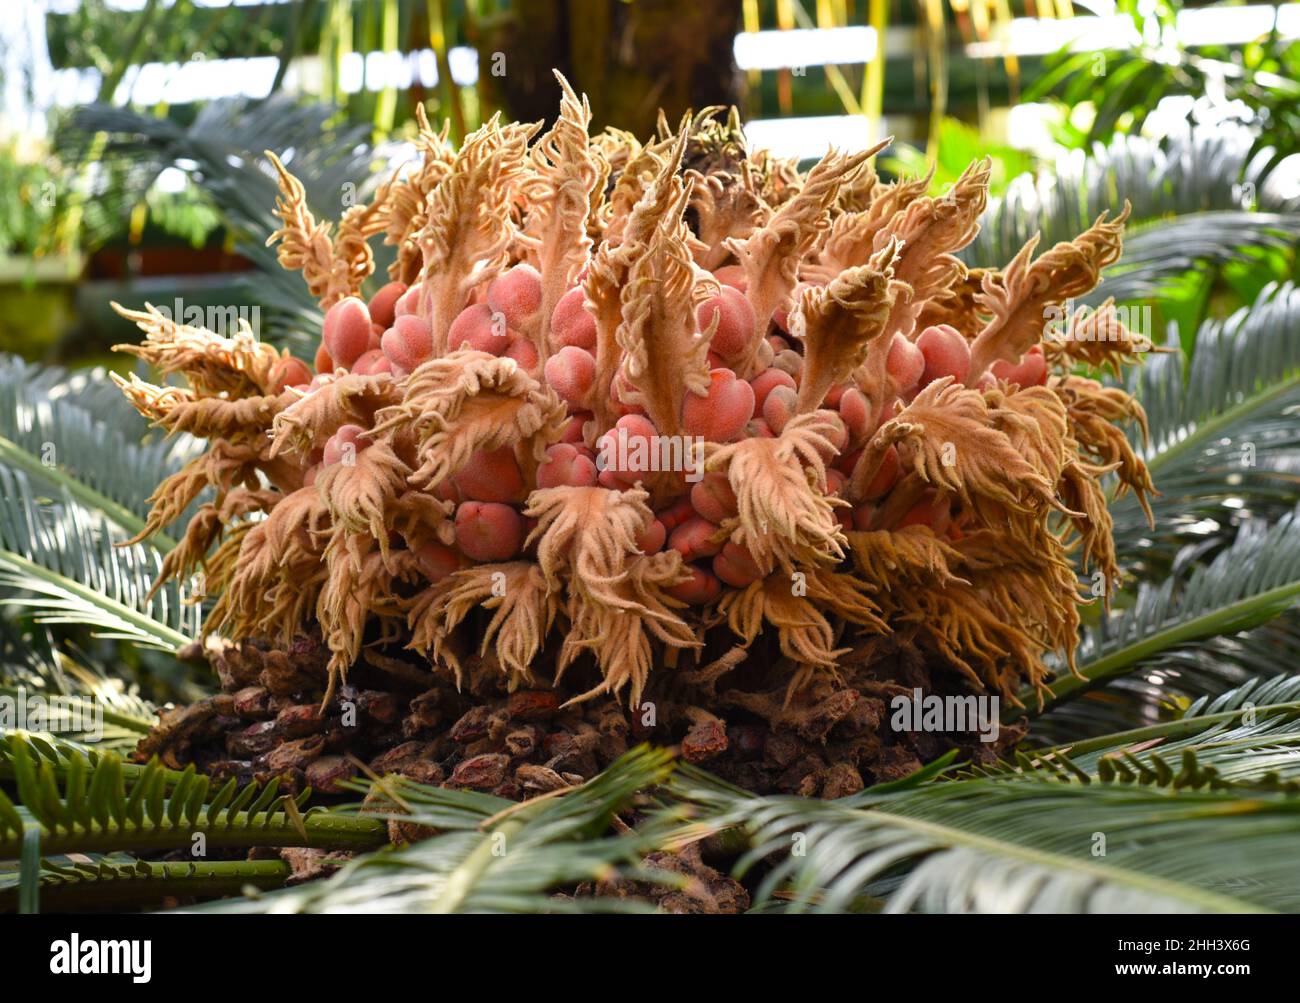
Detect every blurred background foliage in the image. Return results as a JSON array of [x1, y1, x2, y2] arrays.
[[0, 0, 1293, 366]]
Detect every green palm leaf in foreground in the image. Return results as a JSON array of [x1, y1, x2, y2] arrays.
[[5, 696, 1300, 914], [0, 736, 386, 862], [1021, 505, 1300, 715], [0, 739, 678, 914], [964, 124, 1298, 276], [0, 359, 200, 549], [1025, 674, 1300, 787], [196, 746, 681, 914], [1113, 280, 1300, 557], [0, 467, 198, 651], [0, 857, 291, 913], [669, 674, 1300, 913], [0, 732, 172, 784]]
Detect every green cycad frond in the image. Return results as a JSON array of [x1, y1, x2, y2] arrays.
[[1136, 282, 1300, 461], [1024, 506, 1300, 716], [1033, 613, 1300, 743], [0, 467, 199, 651], [1052, 280, 1300, 739], [0, 617, 61, 684], [33, 654, 157, 730], [197, 746, 680, 914], [0, 676, 155, 754], [0, 358, 200, 547], [0, 736, 386, 862], [0, 617, 200, 738], [1112, 281, 1300, 563], [0, 732, 178, 787], [59, 97, 388, 352], [669, 756, 1300, 913], [0, 856, 291, 912], [59, 97, 379, 247], [1103, 212, 1300, 304], [0, 689, 151, 753], [665, 676, 1300, 914], [965, 125, 1298, 273], [990, 674, 1300, 791]]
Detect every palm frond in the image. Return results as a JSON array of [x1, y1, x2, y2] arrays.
[[0, 686, 152, 753], [1020, 673, 1300, 790], [31, 654, 157, 729], [0, 358, 200, 547], [1099, 212, 1300, 305], [0, 732, 182, 788], [1112, 281, 1300, 566], [0, 737, 386, 862], [0, 618, 60, 687], [1061, 278, 1300, 741], [962, 127, 1300, 320], [0, 615, 202, 719], [60, 97, 381, 247], [1033, 612, 1300, 743], [670, 735, 1300, 913], [0, 467, 200, 651], [964, 124, 1298, 269], [0, 856, 290, 912], [58, 97, 392, 351], [1027, 506, 1300, 716], [195, 746, 680, 914]]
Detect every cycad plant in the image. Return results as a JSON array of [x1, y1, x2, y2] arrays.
[[3, 77, 1299, 914]]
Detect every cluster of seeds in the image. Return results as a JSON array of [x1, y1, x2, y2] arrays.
[[296, 252, 1053, 602]]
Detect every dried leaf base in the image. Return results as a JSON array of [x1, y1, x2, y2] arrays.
[[137, 629, 1022, 801]]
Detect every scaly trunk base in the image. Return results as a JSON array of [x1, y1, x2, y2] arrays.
[[140, 632, 1023, 801]]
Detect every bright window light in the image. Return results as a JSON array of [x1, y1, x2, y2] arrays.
[[363, 51, 407, 92], [47, 0, 296, 9], [744, 115, 884, 160], [1141, 94, 1197, 137], [1004, 102, 1059, 155], [967, 16, 1141, 57], [111, 56, 280, 104], [1269, 154, 1300, 201], [447, 47, 479, 86], [1281, 4, 1300, 34], [154, 165, 189, 194], [734, 27, 877, 70], [340, 52, 365, 94], [967, 3, 1300, 57], [1176, 4, 1285, 46], [45, 45, 479, 107]]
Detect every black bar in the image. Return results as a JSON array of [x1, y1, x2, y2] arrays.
[[2, 913, 1282, 988]]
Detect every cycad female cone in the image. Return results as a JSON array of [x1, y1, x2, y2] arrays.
[[113, 73, 1154, 798]]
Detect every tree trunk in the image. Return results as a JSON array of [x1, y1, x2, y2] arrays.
[[472, 0, 745, 137]]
